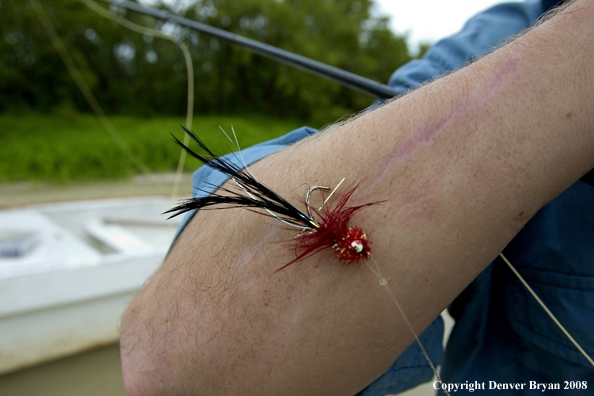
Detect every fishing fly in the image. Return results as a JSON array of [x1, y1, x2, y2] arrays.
[[165, 126, 381, 272]]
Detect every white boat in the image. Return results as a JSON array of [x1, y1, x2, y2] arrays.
[[0, 197, 180, 374]]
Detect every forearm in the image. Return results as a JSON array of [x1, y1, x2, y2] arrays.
[[121, 1, 594, 395]]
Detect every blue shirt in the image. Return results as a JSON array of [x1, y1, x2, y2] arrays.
[[174, 1, 593, 394]]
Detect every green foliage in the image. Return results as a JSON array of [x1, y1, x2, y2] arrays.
[[184, 0, 414, 124], [0, 0, 412, 124], [0, 112, 304, 183]]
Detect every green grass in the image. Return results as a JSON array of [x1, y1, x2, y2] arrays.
[[0, 112, 307, 183]]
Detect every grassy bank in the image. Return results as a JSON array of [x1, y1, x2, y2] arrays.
[[0, 112, 306, 183]]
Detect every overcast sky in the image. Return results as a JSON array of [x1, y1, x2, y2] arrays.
[[374, 0, 516, 50]]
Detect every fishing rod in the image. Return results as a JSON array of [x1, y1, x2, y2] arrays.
[[98, 0, 400, 99], [96, 1, 594, 188]]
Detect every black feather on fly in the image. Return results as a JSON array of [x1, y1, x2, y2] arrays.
[[164, 127, 317, 230]]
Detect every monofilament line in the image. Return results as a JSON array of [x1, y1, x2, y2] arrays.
[[79, 0, 196, 201], [499, 253, 594, 367], [31, 0, 152, 177], [364, 258, 450, 396]]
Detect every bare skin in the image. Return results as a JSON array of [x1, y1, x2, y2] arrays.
[[121, 1, 594, 395]]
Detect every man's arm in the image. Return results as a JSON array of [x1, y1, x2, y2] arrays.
[[121, 2, 594, 395]]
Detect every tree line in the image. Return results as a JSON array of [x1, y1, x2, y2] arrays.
[[0, 0, 419, 125]]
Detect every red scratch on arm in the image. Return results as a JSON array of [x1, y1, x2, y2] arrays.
[[369, 54, 521, 190]]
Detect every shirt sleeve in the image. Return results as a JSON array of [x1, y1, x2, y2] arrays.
[[387, 0, 544, 95]]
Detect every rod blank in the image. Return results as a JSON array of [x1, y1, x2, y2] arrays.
[[98, 0, 399, 99]]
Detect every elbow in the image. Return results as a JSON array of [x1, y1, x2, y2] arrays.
[[119, 299, 172, 396]]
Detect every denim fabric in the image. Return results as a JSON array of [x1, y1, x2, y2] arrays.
[[387, 0, 544, 96]]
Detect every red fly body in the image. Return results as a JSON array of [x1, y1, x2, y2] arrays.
[[273, 185, 379, 272]]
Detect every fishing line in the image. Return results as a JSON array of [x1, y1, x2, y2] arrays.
[[78, 0, 195, 202], [30, 0, 152, 177], [364, 257, 450, 396], [499, 252, 594, 367]]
